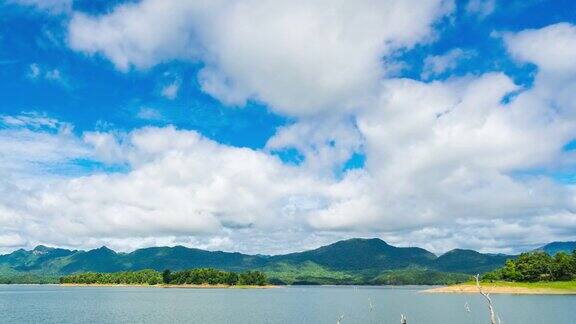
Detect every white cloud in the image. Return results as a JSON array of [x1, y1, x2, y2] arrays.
[[8, 0, 72, 13], [307, 71, 576, 247], [161, 81, 180, 100], [310, 23, 576, 252], [505, 23, 576, 74], [27, 63, 41, 79], [0, 113, 89, 178], [4, 17, 576, 255], [27, 63, 69, 87], [1, 112, 62, 129], [68, 0, 453, 116], [504, 23, 576, 135], [266, 117, 363, 175], [421, 48, 474, 79], [44, 69, 62, 81], [465, 0, 495, 18], [136, 107, 162, 121], [3, 75, 576, 254], [0, 124, 343, 252], [0, 233, 27, 249]]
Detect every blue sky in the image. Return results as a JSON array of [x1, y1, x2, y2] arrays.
[[4, 0, 573, 149], [0, 0, 572, 145], [0, 4, 285, 149], [1, 0, 576, 254]]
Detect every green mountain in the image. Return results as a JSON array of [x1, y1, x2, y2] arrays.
[[270, 238, 437, 271], [433, 249, 510, 274], [535, 241, 576, 255], [0, 245, 76, 275], [60, 247, 125, 273], [123, 246, 265, 272], [0, 238, 516, 285]]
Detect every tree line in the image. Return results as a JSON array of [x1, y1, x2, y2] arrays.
[[60, 268, 268, 286], [482, 250, 576, 282], [0, 274, 58, 284], [163, 268, 267, 286]]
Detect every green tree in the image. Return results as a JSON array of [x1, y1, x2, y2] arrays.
[[515, 252, 552, 282], [238, 271, 267, 286], [162, 269, 172, 284], [500, 259, 523, 281], [551, 252, 574, 281]]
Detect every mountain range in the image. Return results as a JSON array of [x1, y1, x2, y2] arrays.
[[1, 238, 573, 285], [536, 241, 576, 256]]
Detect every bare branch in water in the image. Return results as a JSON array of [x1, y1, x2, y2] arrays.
[[475, 274, 498, 324], [400, 314, 407, 324], [461, 286, 471, 313]]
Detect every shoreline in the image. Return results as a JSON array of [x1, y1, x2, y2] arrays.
[[59, 283, 277, 289], [423, 283, 576, 295]]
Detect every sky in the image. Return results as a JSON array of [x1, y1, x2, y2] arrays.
[[1, 0, 576, 255]]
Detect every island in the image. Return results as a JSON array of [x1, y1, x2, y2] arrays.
[[425, 250, 576, 294]]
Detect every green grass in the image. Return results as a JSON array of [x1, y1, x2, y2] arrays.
[[478, 280, 576, 291]]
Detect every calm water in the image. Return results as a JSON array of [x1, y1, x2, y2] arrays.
[[1, 285, 575, 323]]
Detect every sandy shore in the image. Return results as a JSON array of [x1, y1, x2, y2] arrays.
[[60, 283, 277, 289], [423, 284, 576, 295]]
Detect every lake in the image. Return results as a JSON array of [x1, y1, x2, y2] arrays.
[[1, 285, 574, 323]]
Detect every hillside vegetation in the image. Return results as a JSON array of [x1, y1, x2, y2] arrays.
[[60, 268, 267, 286], [483, 250, 576, 282], [0, 238, 531, 285]]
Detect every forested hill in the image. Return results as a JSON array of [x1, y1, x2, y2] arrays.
[[0, 238, 524, 284]]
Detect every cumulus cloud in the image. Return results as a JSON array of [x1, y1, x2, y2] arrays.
[[504, 23, 576, 130], [0, 123, 345, 252], [4, 69, 576, 254], [505, 23, 576, 74], [0, 113, 89, 178], [303, 23, 576, 241], [307, 72, 576, 232], [266, 117, 363, 175], [4, 10, 576, 255], [68, 0, 453, 116]]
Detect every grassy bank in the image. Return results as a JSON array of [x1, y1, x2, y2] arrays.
[[479, 280, 576, 290], [425, 280, 576, 294]]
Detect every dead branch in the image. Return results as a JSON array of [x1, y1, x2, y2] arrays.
[[400, 314, 407, 324], [475, 274, 498, 324]]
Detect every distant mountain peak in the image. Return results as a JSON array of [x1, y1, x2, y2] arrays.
[[333, 237, 390, 246], [540, 241, 576, 248], [443, 248, 479, 255], [536, 241, 576, 255], [32, 245, 53, 255], [89, 246, 116, 254]]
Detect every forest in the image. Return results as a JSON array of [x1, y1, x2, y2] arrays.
[[59, 268, 268, 286], [482, 250, 576, 282]]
